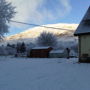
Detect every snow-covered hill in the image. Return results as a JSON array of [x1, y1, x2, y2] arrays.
[[3, 23, 78, 45]]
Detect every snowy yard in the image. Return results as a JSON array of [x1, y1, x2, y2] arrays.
[[0, 56, 90, 90]]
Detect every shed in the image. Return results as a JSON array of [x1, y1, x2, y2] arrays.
[[29, 46, 53, 58], [74, 6, 90, 62]]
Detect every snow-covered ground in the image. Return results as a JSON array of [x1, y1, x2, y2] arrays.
[[0, 56, 90, 90]]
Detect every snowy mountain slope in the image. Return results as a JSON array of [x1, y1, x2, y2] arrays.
[[3, 23, 78, 44], [6, 23, 78, 39]]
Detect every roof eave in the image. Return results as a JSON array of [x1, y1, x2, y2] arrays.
[[74, 33, 79, 36], [74, 32, 90, 36]]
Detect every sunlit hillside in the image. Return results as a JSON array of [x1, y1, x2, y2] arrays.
[[2, 23, 78, 45]]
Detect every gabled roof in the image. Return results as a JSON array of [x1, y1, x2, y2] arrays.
[[32, 46, 52, 49], [74, 6, 90, 36], [50, 50, 64, 54]]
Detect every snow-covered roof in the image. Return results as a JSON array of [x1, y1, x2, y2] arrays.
[[84, 7, 90, 20], [74, 6, 90, 36], [50, 50, 64, 54], [32, 46, 52, 49]]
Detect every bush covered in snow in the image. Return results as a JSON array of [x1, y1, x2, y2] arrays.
[[0, 45, 16, 55]]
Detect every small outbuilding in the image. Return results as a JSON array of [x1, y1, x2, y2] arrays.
[[74, 6, 90, 62], [29, 46, 53, 58]]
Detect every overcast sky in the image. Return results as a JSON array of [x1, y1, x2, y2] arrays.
[[6, 0, 90, 36]]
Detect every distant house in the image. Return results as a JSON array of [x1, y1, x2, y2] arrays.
[[74, 6, 90, 62], [49, 49, 77, 58], [49, 50, 66, 58], [28, 46, 53, 58]]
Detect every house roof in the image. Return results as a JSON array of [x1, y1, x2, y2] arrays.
[[32, 46, 52, 49], [50, 50, 64, 54], [74, 6, 90, 36]]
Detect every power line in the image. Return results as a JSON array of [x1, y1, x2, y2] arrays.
[[10, 20, 74, 31]]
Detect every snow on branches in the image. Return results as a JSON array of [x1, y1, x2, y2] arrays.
[[0, 0, 16, 38]]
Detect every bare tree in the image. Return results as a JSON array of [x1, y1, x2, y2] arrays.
[[37, 31, 58, 47], [0, 0, 16, 39]]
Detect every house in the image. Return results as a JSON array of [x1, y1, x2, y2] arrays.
[[49, 50, 66, 58], [28, 46, 53, 58], [74, 6, 90, 62], [49, 49, 77, 58]]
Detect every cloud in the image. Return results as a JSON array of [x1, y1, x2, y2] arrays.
[[6, 0, 72, 27], [38, 0, 72, 21]]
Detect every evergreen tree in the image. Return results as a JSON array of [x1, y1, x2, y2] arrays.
[[20, 42, 26, 53], [16, 43, 21, 53]]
